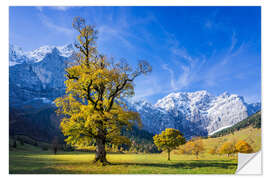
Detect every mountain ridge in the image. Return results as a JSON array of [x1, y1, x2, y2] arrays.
[[9, 44, 74, 66], [130, 90, 260, 138], [9, 44, 261, 140]]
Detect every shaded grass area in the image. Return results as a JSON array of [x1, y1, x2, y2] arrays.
[[9, 150, 237, 174]]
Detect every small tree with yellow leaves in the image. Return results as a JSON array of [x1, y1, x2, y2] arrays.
[[208, 146, 218, 155], [54, 17, 152, 165], [218, 141, 236, 157], [179, 137, 204, 159], [235, 140, 253, 153], [153, 128, 186, 160], [188, 137, 204, 159]]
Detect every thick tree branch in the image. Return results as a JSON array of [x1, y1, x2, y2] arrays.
[[66, 70, 79, 80], [106, 78, 133, 112], [86, 80, 97, 107]]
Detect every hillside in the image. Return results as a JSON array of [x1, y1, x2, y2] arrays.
[[206, 126, 261, 153], [172, 125, 261, 156], [210, 111, 261, 138]]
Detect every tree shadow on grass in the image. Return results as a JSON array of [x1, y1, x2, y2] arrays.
[[111, 159, 237, 170], [9, 168, 75, 174], [9, 154, 84, 174]]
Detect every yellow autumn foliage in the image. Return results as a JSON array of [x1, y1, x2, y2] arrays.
[[235, 140, 253, 153], [218, 142, 236, 156], [153, 128, 186, 160], [54, 17, 151, 153]]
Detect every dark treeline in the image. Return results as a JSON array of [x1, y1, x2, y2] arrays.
[[121, 126, 160, 153], [10, 125, 160, 154]]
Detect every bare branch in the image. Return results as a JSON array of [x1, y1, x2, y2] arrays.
[[72, 16, 86, 32]]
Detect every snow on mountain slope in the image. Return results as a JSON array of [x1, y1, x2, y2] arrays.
[[206, 92, 249, 133], [130, 100, 175, 134], [9, 44, 74, 65], [27, 44, 74, 62], [132, 91, 260, 138], [9, 44, 73, 105], [208, 125, 232, 136], [9, 45, 31, 66]]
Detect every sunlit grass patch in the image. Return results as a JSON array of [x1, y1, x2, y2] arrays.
[[10, 151, 237, 174]]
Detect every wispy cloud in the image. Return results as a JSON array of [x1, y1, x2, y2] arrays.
[[96, 11, 155, 53], [221, 31, 240, 65], [160, 40, 207, 93], [203, 33, 248, 87], [95, 8, 257, 103], [98, 25, 136, 51], [162, 64, 176, 90], [36, 6, 72, 12], [10, 6, 259, 103], [50, 7, 71, 11], [39, 14, 74, 36], [133, 75, 163, 100]]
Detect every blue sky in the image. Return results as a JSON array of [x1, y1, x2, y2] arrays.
[[9, 6, 261, 104]]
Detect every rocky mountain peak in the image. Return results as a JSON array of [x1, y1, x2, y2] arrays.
[[133, 90, 260, 137], [9, 44, 75, 66]]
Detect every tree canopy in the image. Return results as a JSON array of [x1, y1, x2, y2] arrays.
[[153, 128, 186, 160], [218, 142, 236, 156], [54, 17, 152, 165], [184, 137, 204, 159], [235, 140, 253, 153]]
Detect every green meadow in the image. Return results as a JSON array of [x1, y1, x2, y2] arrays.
[[10, 150, 237, 174], [10, 126, 263, 174]]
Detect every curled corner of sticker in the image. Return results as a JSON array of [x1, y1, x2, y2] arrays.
[[235, 151, 262, 175]]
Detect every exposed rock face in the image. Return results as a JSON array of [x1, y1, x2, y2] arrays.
[[9, 45, 74, 106], [131, 91, 261, 138]]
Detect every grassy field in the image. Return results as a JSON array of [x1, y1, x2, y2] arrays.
[[10, 126, 261, 174], [9, 150, 237, 174]]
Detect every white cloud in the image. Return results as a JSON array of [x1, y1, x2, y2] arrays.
[[160, 43, 206, 93], [161, 60, 198, 92], [162, 64, 176, 90], [36, 6, 71, 12], [50, 7, 71, 11]]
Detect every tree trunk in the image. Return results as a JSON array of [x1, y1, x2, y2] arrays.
[[94, 135, 109, 165], [168, 150, 171, 161], [54, 147, 57, 155]]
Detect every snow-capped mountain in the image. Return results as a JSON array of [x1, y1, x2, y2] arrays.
[[9, 44, 74, 105], [130, 91, 261, 138], [129, 100, 175, 134], [9, 45, 31, 66], [27, 44, 74, 62], [9, 44, 261, 139], [9, 44, 74, 66]]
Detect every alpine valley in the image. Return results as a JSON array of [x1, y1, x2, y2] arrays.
[[9, 44, 261, 142]]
